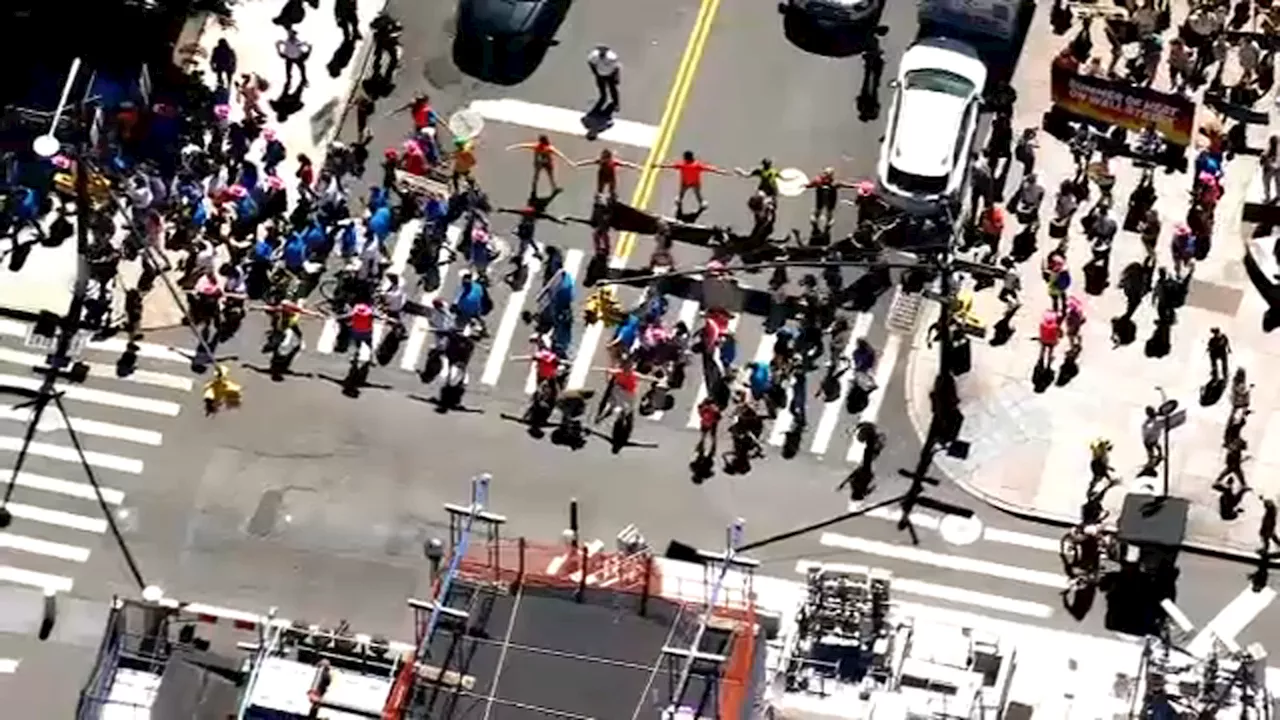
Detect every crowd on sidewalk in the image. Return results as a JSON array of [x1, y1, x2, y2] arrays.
[[930, 0, 1280, 562]]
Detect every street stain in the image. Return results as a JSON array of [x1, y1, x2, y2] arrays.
[[309, 96, 341, 148], [247, 486, 318, 538], [424, 55, 463, 89]]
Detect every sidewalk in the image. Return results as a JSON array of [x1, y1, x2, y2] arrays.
[[904, 1, 1280, 559]]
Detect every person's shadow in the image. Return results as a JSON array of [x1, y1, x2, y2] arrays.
[[270, 84, 306, 122], [327, 35, 357, 78]]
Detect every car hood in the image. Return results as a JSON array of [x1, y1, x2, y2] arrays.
[[462, 0, 538, 35], [891, 90, 966, 177]]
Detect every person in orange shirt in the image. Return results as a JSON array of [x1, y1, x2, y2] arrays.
[[451, 137, 478, 193], [574, 148, 641, 198], [507, 134, 572, 197], [659, 150, 728, 215]]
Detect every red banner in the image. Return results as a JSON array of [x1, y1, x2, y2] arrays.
[[1050, 66, 1196, 146]]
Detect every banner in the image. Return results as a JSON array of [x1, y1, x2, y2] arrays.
[[1049, 66, 1195, 146]]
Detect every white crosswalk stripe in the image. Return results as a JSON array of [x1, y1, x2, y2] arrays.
[[647, 299, 699, 422], [484, 254, 542, 387], [400, 226, 464, 372], [809, 312, 874, 456], [685, 315, 741, 430], [532, 249, 586, 394], [845, 333, 902, 463]]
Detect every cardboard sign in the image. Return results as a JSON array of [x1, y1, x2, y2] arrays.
[[1050, 65, 1195, 146]]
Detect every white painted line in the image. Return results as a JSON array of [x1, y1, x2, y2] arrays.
[[468, 99, 660, 149], [810, 313, 874, 456], [819, 532, 1068, 589], [0, 437, 143, 475], [684, 314, 741, 430], [83, 336, 191, 364], [0, 565, 73, 593], [484, 254, 542, 386], [0, 347, 192, 392], [0, 405, 162, 446], [648, 299, 700, 422], [316, 318, 341, 355], [845, 333, 902, 464], [388, 219, 420, 277], [546, 249, 590, 393], [3, 471, 124, 505], [859, 503, 940, 531], [0, 659, 17, 674], [4, 502, 107, 534], [794, 561, 1053, 619], [1188, 586, 1277, 658], [0, 532, 90, 562], [982, 527, 1061, 553], [0, 373, 180, 416], [400, 226, 463, 372]]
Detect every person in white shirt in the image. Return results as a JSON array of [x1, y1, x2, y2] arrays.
[[586, 45, 621, 113], [276, 27, 312, 90]]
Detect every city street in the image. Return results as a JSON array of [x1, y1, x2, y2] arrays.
[[3, 0, 1280, 713]]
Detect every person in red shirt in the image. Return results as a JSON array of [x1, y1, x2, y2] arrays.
[[341, 301, 381, 349], [660, 150, 728, 215], [694, 396, 722, 460], [591, 360, 655, 425], [574, 148, 640, 198]]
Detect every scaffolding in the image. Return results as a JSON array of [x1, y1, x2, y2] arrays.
[[383, 473, 507, 719], [76, 595, 253, 719]]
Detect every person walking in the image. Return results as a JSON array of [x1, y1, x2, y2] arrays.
[[587, 44, 621, 113], [335, 0, 361, 44], [1214, 436, 1250, 494], [1207, 327, 1231, 382], [276, 27, 312, 91], [210, 38, 237, 88], [1140, 406, 1163, 475]]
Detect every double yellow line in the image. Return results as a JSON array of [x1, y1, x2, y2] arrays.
[[614, 0, 722, 260]]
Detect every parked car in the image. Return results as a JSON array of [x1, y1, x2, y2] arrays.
[[778, 0, 884, 48], [875, 37, 988, 215], [453, 0, 571, 85]]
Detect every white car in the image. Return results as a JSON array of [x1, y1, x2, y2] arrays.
[[876, 37, 988, 215]]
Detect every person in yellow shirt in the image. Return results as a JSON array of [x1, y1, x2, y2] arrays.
[[451, 137, 477, 193]]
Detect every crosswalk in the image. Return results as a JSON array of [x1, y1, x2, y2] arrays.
[[0, 317, 193, 602], [289, 215, 909, 465]]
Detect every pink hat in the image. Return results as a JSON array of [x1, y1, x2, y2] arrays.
[[266, 175, 286, 190], [855, 180, 875, 197], [263, 128, 277, 141], [51, 155, 72, 170], [214, 104, 231, 120], [1173, 222, 1190, 236], [402, 140, 423, 155], [227, 184, 249, 198]]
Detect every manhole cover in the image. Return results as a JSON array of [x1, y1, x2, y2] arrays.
[[777, 168, 809, 197], [939, 514, 983, 546]]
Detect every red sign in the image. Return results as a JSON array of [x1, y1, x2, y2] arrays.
[[1050, 65, 1196, 146]]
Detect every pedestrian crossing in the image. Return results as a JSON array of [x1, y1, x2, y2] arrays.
[[291, 218, 910, 464], [0, 317, 193, 603]]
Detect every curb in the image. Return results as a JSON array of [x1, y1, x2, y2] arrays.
[[899, 281, 1271, 567]]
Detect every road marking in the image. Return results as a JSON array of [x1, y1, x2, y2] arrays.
[[388, 219, 419, 277], [857, 503, 1060, 552], [484, 255, 541, 387], [614, 0, 722, 259], [4, 502, 106, 534], [0, 532, 90, 562], [0, 659, 17, 674], [316, 317, 341, 354], [0, 347, 192, 392], [0, 319, 189, 365], [0, 404, 162, 446], [845, 333, 902, 464], [648, 299, 700, 422], [468, 99, 659, 149], [533, 249, 585, 393], [819, 532, 1068, 589], [685, 314, 740, 429], [795, 561, 1052, 619], [401, 226, 463, 372], [2, 471, 124, 505], [810, 312, 874, 456], [0, 437, 143, 474], [1187, 585, 1277, 658], [0, 565, 74, 593], [0, 373, 180, 417]]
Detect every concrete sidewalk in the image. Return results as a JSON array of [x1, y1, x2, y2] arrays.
[[904, 1, 1280, 559]]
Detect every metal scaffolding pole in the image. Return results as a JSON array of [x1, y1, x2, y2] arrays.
[[416, 474, 491, 663]]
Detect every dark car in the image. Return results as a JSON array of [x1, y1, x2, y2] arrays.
[[453, 0, 572, 85], [778, 0, 885, 54]]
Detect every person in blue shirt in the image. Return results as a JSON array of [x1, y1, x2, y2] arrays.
[[338, 221, 360, 259], [610, 313, 640, 357], [454, 273, 485, 325], [747, 361, 771, 401], [368, 204, 393, 243], [282, 232, 309, 272], [367, 185, 390, 212]]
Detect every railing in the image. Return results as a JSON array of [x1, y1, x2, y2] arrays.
[[76, 601, 126, 720]]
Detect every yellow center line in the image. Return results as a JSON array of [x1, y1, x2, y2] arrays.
[[614, 0, 722, 260]]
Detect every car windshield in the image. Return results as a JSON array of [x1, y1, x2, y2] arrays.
[[903, 68, 975, 98], [887, 166, 948, 195]]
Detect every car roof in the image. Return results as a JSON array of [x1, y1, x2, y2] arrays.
[[890, 90, 968, 178], [898, 37, 988, 89]]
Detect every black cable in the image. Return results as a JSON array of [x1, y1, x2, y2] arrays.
[[0, 391, 50, 509], [53, 391, 147, 591]]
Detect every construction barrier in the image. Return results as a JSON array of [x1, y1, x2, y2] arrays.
[[718, 599, 760, 720]]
